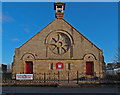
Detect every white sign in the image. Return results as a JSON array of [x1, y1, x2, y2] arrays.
[[16, 74, 33, 80], [58, 64, 62, 68]]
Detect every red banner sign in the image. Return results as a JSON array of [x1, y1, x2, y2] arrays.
[[16, 74, 33, 80]]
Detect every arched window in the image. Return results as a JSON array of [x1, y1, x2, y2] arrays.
[[68, 63, 70, 70], [51, 63, 53, 70]]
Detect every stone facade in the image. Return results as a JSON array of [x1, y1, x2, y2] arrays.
[[12, 3, 105, 80]]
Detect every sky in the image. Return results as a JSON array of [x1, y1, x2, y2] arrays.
[[2, 2, 118, 65]]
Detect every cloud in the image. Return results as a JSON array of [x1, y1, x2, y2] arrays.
[[33, 24, 41, 29], [0, 26, 1, 32], [0, 16, 2, 22], [10, 38, 19, 42], [24, 28, 30, 33], [2, 15, 15, 22]]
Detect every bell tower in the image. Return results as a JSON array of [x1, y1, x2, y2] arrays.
[[54, 2, 65, 19]]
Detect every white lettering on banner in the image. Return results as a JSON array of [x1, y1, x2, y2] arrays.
[[16, 74, 33, 80]]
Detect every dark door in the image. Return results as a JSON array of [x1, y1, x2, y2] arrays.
[[86, 62, 94, 75], [25, 61, 33, 74]]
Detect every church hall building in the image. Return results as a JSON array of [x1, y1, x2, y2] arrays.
[[12, 2, 105, 80]]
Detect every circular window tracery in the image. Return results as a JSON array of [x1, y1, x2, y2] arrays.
[[49, 32, 71, 55]]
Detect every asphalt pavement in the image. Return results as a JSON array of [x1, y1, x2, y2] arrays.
[[2, 87, 120, 94]]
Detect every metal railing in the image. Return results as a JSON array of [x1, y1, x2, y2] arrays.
[[2, 71, 120, 84]]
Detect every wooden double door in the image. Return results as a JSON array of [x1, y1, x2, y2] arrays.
[[86, 61, 94, 75], [25, 61, 33, 74]]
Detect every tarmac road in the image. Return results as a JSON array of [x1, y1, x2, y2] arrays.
[[1, 87, 120, 94]]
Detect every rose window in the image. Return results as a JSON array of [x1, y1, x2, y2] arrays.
[[49, 33, 71, 54]]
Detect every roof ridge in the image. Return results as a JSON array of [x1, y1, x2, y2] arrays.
[[19, 19, 56, 49], [62, 19, 101, 51], [18, 18, 101, 52]]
